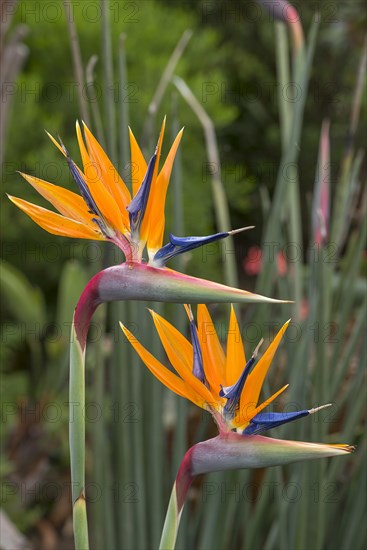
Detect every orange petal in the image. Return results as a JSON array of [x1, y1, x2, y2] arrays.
[[82, 122, 131, 218], [75, 122, 127, 234], [129, 128, 147, 196], [140, 117, 166, 244], [197, 304, 226, 393], [150, 309, 217, 408], [18, 172, 96, 228], [120, 323, 204, 408], [234, 384, 289, 428], [226, 305, 246, 386], [8, 196, 103, 240], [147, 128, 184, 253], [153, 116, 166, 179], [240, 320, 290, 411]]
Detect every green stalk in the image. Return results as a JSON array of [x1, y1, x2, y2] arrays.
[[140, 297, 164, 548], [149, 348, 164, 548], [112, 300, 134, 549], [129, 301, 148, 549], [101, 0, 117, 164], [160, 482, 184, 550], [92, 304, 107, 550], [275, 22, 292, 151], [159, 449, 193, 550], [330, 39, 366, 251], [311, 252, 330, 549], [245, 468, 273, 548], [62, 0, 90, 126], [172, 75, 238, 288], [118, 33, 130, 171], [278, 28, 304, 321], [197, 471, 224, 550], [73, 494, 89, 550], [332, 295, 367, 399], [256, 16, 319, 297], [86, 55, 106, 146], [70, 322, 89, 549], [142, 30, 192, 150]]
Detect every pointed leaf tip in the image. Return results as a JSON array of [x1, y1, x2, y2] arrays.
[[309, 403, 332, 414]]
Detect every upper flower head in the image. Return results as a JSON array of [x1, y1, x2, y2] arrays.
[[121, 305, 336, 436], [8, 119, 250, 265]]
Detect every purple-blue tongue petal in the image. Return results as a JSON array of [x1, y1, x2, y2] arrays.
[[153, 227, 254, 267], [186, 305, 205, 384], [243, 404, 333, 435], [243, 410, 310, 435], [220, 357, 255, 419], [60, 138, 111, 237], [220, 338, 263, 420], [127, 153, 157, 237]]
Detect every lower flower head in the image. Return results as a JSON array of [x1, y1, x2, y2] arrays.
[[121, 305, 333, 435]]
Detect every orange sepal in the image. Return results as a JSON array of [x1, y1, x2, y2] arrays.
[[18, 172, 96, 228], [140, 117, 166, 244], [75, 122, 127, 234], [197, 304, 226, 394], [240, 320, 290, 413], [120, 323, 205, 408], [147, 128, 184, 253], [129, 127, 147, 196], [82, 122, 131, 218], [226, 305, 246, 386], [8, 195, 103, 240], [149, 309, 217, 408]]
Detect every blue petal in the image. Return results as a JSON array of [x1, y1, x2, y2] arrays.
[[153, 231, 229, 266], [189, 319, 205, 384], [62, 144, 99, 216], [60, 139, 110, 237], [243, 410, 310, 436], [127, 153, 156, 237], [219, 356, 256, 419]]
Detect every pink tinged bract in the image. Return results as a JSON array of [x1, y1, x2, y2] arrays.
[[189, 432, 354, 475], [313, 119, 330, 246], [73, 262, 292, 349], [161, 432, 353, 549]]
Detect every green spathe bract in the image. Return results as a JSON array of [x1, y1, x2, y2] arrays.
[[190, 433, 353, 474], [97, 263, 291, 306], [159, 433, 353, 550]]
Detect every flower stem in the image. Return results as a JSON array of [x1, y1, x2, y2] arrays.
[[73, 493, 89, 550], [159, 482, 182, 550], [70, 322, 89, 549], [159, 449, 193, 550]]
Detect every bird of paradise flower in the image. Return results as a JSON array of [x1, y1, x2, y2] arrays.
[[9, 118, 249, 266], [121, 304, 353, 549]]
